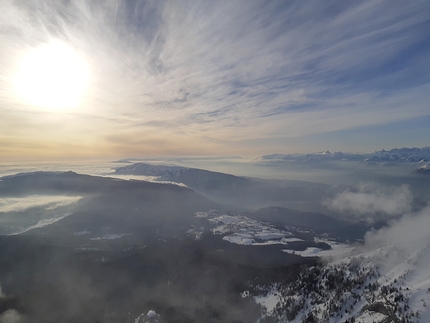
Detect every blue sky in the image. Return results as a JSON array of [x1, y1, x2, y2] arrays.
[[0, 0, 429, 159]]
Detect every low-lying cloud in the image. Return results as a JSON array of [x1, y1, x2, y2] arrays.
[[361, 205, 430, 276], [0, 309, 25, 323], [0, 287, 25, 323], [324, 183, 413, 222], [0, 195, 82, 213], [365, 206, 430, 253], [107, 174, 188, 187]]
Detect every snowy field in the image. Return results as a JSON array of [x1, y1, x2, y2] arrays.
[[282, 238, 354, 258], [195, 211, 304, 246]]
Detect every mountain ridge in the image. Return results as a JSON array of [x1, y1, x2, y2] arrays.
[[260, 146, 430, 164]]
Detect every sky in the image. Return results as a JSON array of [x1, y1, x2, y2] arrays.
[[1, 0, 430, 160]]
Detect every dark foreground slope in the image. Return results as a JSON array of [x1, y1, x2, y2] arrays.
[[1, 235, 314, 323], [0, 172, 313, 323]]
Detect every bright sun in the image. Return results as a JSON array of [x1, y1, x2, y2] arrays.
[[14, 40, 90, 110]]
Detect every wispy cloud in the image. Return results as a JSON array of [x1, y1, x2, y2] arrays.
[[0, 0, 429, 157]]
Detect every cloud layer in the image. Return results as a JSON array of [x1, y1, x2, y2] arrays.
[[324, 183, 413, 222], [1, 0, 429, 158], [0, 195, 82, 213], [365, 207, 430, 252]]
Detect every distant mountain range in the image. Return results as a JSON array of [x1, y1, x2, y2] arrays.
[[261, 146, 430, 163]]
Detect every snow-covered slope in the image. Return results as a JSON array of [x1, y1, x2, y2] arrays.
[[246, 241, 430, 323]]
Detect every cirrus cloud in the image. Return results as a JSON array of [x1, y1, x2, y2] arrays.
[[0, 0, 429, 158]]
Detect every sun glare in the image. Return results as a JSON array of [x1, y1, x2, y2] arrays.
[[14, 41, 90, 110]]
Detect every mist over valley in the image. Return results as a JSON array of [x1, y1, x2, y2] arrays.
[[1, 150, 430, 322]]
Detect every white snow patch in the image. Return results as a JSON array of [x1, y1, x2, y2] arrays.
[[355, 310, 387, 323], [254, 286, 281, 314]]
